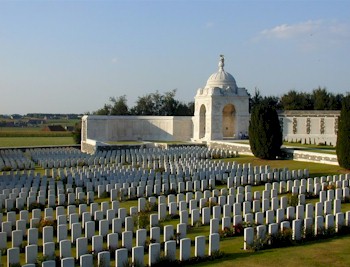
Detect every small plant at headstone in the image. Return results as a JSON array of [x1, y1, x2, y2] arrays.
[[338, 225, 350, 235], [193, 220, 202, 228], [304, 192, 317, 199], [2, 166, 12, 171], [151, 255, 178, 267], [38, 217, 55, 232], [137, 211, 150, 229], [19, 240, 28, 253], [204, 200, 218, 208], [77, 161, 86, 167], [315, 226, 326, 237], [174, 232, 181, 244], [99, 191, 109, 199], [145, 201, 158, 212], [36, 254, 50, 266], [121, 259, 131, 267], [28, 202, 45, 211], [211, 154, 222, 159], [303, 225, 315, 240], [218, 227, 234, 239], [324, 226, 336, 237], [11, 207, 20, 213], [155, 167, 165, 173], [269, 228, 294, 247], [215, 179, 226, 186], [247, 237, 267, 252], [328, 184, 336, 190], [133, 259, 144, 267], [343, 196, 350, 203], [208, 249, 225, 260], [167, 189, 177, 195], [242, 221, 257, 229], [170, 213, 180, 220], [233, 223, 244, 235], [288, 194, 299, 207]]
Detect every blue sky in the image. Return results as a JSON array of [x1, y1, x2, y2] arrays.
[[1, 0, 350, 114]]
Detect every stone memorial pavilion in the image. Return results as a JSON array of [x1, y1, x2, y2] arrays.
[[82, 55, 339, 153]]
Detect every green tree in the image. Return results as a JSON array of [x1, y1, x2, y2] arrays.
[[110, 95, 129, 115], [161, 89, 179, 115], [249, 87, 263, 112], [131, 89, 185, 116], [131, 94, 156, 115], [328, 93, 343, 110], [94, 104, 111, 115], [280, 90, 313, 110], [312, 87, 329, 110], [336, 95, 350, 169], [249, 103, 282, 159], [72, 122, 81, 144], [174, 101, 194, 116]]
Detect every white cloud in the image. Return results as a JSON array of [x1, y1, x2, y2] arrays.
[[256, 20, 350, 51], [111, 57, 118, 64], [260, 20, 322, 39]]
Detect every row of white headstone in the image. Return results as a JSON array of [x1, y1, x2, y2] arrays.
[[6, 232, 220, 267], [28, 146, 235, 169], [1, 146, 349, 266]]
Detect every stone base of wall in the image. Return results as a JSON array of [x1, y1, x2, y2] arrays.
[[81, 141, 97, 154], [208, 140, 339, 166], [208, 141, 253, 155], [286, 149, 338, 165]]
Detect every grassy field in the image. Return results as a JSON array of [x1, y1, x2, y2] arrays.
[[0, 137, 75, 147]]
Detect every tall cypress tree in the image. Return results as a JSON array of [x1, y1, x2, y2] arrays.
[[249, 103, 282, 159], [336, 95, 350, 169]]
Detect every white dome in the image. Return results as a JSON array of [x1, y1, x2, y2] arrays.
[[206, 70, 237, 88], [205, 55, 237, 88]]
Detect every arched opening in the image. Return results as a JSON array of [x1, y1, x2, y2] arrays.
[[222, 104, 236, 138], [199, 105, 206, 139]]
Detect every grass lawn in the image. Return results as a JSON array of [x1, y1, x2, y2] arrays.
[[107, 141, 144, 145], [282, 142, 335, 149], [196, 235, 350, 267], [220, 155, 350, 177], [0, 137, 75, 147]]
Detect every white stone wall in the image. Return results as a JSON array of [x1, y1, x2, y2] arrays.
[[279, 110, 339, 146], [82, 115, 193, 143]]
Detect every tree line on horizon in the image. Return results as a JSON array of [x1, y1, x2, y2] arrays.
[[250, 86, 344, 111], [94, 87, 346, 116], [93, 89, 194, 116]]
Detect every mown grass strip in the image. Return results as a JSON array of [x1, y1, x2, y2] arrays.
[[0, 137, 75, 147], [0, 131, 72, 137]]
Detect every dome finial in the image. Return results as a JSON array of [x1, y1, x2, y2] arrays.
[[219, 54, 224, 70]]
